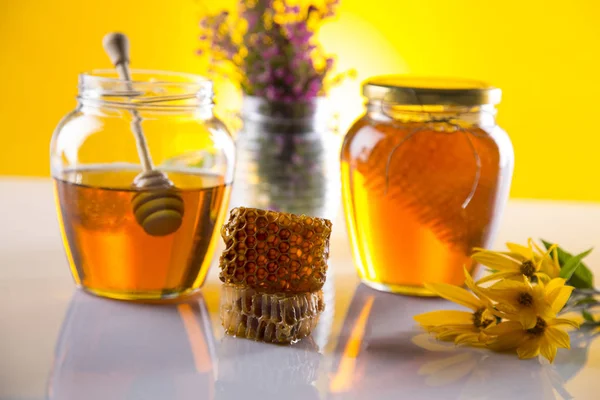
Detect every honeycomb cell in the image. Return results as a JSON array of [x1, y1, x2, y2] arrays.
[[219, 207, 332, 293], [220, 284, 325, 344]]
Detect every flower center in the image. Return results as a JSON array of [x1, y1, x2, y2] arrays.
[[526, 317, 547, 336], [472, 308, 494, 329], [518, 292, 534, 307], [520, 260, 536, 278]]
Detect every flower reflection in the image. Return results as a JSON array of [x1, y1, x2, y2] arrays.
[[216, 335, 322, 400], [328, 284, 594, 400], [48, 291, 216, 400], [413, 333, 572, 399]]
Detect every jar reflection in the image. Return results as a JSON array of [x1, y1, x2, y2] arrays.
[[216, 336, 321, 400], [48, 291, 216, 400], [327, 284, 585, 400]]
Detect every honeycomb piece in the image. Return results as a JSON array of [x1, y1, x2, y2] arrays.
[[219, 207, 332, 293], [220, 284, 325, 344]]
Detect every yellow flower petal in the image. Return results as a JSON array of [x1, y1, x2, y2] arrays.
[[549, 318, 580, 329], [519, 309, 539, 330], [473, 247, 528, 261], [476, 271, 521, 285], [472, 252, 521, 272], [455, 332, 480, 346], [485, 321, 523, 335], [488, 279, 528, 290], [545, 278, 566, 295], [436, 329, 464, 341], [550, 286, 574, 314], [411, 333, 455, 352], [424, 283, 482, 310], [507, 241, 534, 259], [517, 337, 541, 359], [534, 272, 552, 283], [414, 310, 473, 326], [540, 336, 558, 363], [487, 331, 526, 351], [545, 326, 570, 349]]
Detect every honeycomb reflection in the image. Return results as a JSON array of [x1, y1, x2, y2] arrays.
[[216, 335, 321, 400]]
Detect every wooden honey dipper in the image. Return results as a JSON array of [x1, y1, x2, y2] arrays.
[[102, 32, 184, 236]]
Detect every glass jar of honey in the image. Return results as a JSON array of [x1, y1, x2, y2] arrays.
[[341, 77, 514, 296], [51, 70, 235, 301]]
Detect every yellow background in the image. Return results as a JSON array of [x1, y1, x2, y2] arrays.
[[2, 0, 599, 201]]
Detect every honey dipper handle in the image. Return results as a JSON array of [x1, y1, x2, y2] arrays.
[[102, 32, 154, 173]]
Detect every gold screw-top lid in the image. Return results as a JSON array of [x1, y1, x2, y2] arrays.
[[362, 75, 501, 107]]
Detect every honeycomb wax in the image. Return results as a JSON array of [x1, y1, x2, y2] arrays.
[[220, 283, 325, 344], [219, 207, 332, 293]]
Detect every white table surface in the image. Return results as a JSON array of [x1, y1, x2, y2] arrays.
[[1, 178, 600, 400]]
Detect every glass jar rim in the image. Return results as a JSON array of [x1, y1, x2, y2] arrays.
[[80, 68, 212, 86], [363, 75, 501, 107], [78, 69, 214, 111]]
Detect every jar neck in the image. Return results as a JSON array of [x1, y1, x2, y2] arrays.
[[365, 102, 497, 128], [78, 69, 214, 117]]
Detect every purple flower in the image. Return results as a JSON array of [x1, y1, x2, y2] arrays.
[[274, 135, 285, 148], [265, 86, 278, 101], [196, 0, 342, 100], [245, 13, 259, 30], [284, 73, 295, 85], [325, 57, 335, 70], [292, 82, 304, 95], [325, 0, 340, 17], [291, 154, 303, 165], [274, 68, 285, 78], [255, 68, 271, 84], [262, 46, 279, 59]]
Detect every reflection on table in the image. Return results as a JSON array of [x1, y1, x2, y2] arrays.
[[48, 291, 216, 400], [45, 282, 599, 400], [216, 335, 322, 400], [328, 283, 597, 400]]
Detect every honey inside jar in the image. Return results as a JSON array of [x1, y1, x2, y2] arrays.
[[54, 164, 231, 301], [341, 77, 514, 296]]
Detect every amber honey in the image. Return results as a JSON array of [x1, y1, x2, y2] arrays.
[[341, 119, 511, 296], [54, 165, 230, 301]]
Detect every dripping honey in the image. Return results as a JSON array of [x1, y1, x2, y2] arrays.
[[341, 119, 505, 296], [54, 166, 230, 301]]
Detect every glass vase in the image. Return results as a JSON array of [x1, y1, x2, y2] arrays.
[[230, 96, 341, 220]]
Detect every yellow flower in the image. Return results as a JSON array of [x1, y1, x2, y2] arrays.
[[485, 317, 579, 363], [473, 239, 560, 284], [475, 278, 573, 329], [414, 271, 496, 346]]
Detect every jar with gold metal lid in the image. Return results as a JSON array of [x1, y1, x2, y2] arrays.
[[340, 76, 514, 296]]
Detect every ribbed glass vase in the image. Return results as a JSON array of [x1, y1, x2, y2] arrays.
[[230, 96, 341, 220]]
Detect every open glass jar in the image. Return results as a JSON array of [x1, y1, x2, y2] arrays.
[[51, 70, 235, 301], [341, 77, 514, 296]]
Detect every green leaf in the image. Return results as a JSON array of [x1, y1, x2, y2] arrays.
[[559, 248, 593, 280], [542, 240, 595, 289], [574, 297, 599, 306], [582, 309, 595, 322], [570, 263, 595, 289]]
